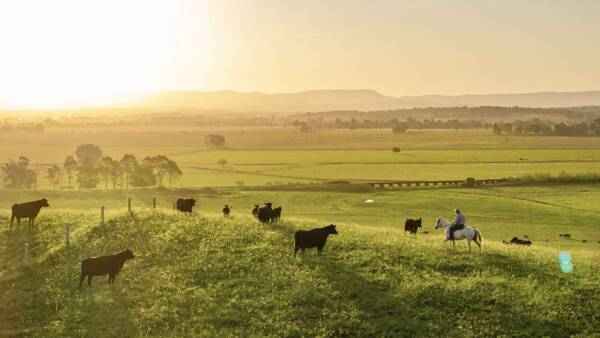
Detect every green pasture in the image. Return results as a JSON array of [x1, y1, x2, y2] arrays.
[[1, 207, 598, 337], [2, 184, 599, 253]]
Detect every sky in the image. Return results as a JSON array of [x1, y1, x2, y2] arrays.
[[1, 0, 600, 108]]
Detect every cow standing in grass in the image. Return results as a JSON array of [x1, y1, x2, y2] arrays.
[[11, 198, 49, 229], [252, 204, 259, 218], [257, 202, 273, 223], [294, 224, 338, 256], [79, 249, 135, 289], [271, 206, 282, 223], [176, 198, 196, 214], [223, 205, 231, 218], [404, 218, 422, 235]]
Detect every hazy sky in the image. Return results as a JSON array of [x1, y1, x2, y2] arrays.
[[1, 0, 600, 108]]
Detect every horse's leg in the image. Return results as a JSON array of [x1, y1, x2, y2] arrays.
[[452, 240, 456, 251], [474, 239, 481, 252], [467, 239, 472, 252]]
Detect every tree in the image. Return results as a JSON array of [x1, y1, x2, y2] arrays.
[[166, 159, 182, 188], [110, 160, 123, 190], [75, 144, 102, 167], [392, 123, 408, 133], [46, 164, 61, 190], [130, 162, 156, 188], [98, 156, 116, 191], [217, 158, 227, 167], [77, 160, 100, 190], [63, 156, 77, 188], [205, 134, 225, 148], [120, 154, 137, 190], [1, 157, 36, 189]]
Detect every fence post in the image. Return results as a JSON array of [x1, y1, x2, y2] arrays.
[[128, 197, 132, 213], [24, 242, 29, 266], [65, 224, 71, 246], [153, 197, 156, 209], [101, 206, 105, 224]]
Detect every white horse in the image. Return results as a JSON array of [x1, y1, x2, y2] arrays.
[[434, 217, 482, 252]]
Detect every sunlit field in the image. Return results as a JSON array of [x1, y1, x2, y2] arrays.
[[2, 127, 600, 188]]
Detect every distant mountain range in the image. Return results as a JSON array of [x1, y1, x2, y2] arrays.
[[136, 89, 600, 112]]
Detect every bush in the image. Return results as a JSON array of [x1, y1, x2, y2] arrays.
[[464, 177, 477, 187]]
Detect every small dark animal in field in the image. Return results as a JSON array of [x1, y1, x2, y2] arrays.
[[79, 249, 135, 289], [176, 198, 196, 213], [502, 240, 510, 244], [562, 234, 571, 239], [252, 204, 259, 218], [510, 237, 532, 246], [294, 224, 338, 256], [257, 202, 273, 223], [523, 235, 529, 239], [223, 205, 231, 217], [404, 218, 422, 234], [11, 198, 50, 228], [270, 206, 282, 222], [581, 240, 587, 243]]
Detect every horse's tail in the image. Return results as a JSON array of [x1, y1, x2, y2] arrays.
[[475, 228, 482, 243]]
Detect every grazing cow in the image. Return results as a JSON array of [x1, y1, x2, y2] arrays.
[[252, 204, 259, 218], [223, 205, 231, 217], [176, 198, 196, 214], [257, 202, 273, 223], [294, 224, 338, 256], [270, 206, 282, 223], [563, 234, 571, 239], [404, 218, 422, 234], [523, 235, 529, 239], [79, 249, 135, 289], [581, 240, 587, 243], [510, 237, 532, 246], [11, 198, 50, 228]]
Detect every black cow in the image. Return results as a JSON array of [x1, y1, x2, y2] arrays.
[[11, 198, 50, 228], [252, 204, 259, 218], [510, 237, 532, 246], [257, 202, 273, 223], [294, 224, 338, 256], [223, 205, 231, 217], [270, 206, 282, 223], [79, 249, 135, 289], [176, 198, 196, 213], [404, 218, 422, 234]]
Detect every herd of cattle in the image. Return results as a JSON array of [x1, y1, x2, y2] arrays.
[[6, 198, 600, 288]]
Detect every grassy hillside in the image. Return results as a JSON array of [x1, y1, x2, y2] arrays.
[[1, 211, 599, 337]]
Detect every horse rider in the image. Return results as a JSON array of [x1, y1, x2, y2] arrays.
[[448, 208, 466, 240]]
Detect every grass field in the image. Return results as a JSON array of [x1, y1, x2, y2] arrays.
[[4, 127, 600, 188], [2, 125, 600, 336], [1, 204, 599, 337]]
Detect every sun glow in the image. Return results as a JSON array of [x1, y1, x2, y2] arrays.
[[0, 0, 214, 109]]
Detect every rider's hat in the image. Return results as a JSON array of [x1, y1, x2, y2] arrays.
[[454, 208, 461, 213]]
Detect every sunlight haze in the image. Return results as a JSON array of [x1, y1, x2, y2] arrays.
[[1, 0, 599, 108]]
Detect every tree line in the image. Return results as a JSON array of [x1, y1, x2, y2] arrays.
[[291, 117, 491, 133], [1, 144, 183, 190], [492, 119, 600, 137]]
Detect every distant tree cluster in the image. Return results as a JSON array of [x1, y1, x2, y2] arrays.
[[1, 157, 37, 189], [1, 144, 183, 190], [492, 119, 600, 137], [291, 117, 491, 132], [0, 122, 44, 133]]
